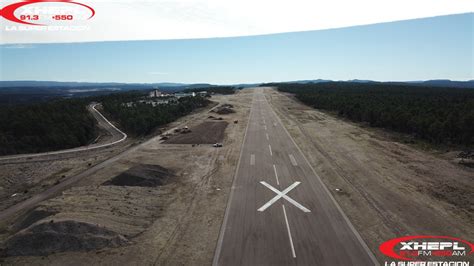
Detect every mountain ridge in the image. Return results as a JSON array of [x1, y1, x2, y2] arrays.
[[1, 79, 473, 89]]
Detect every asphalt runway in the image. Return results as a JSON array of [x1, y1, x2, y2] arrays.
[[214, 88, 378, 265]]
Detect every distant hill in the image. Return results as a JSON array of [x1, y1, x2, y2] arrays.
[[346, 79, 378, 83], [0, 81, 132, 88], [231, 83, 261, 88], [270, 79, 474, 88], [0, 80, 188, 88], [281, 79, 332, 84], [0, 81, 225, 105], [416, 79, 474, 88], [179, 83, 215, 89], [1, 78, 473, 93]]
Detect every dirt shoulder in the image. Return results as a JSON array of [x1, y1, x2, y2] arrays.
[[0, 90, 252, 265], [264, 88, 474, 263], [0, 101, 135, 213], [0, 139, 134, 213]]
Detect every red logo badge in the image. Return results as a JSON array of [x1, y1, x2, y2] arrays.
[[1, 0, 95, 26], [380, 235, 474, 261]]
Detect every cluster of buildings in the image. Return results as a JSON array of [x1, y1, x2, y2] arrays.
[[148, 89, 208, 99], [124, 88, 208, 108]]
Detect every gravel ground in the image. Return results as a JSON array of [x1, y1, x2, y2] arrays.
[[0, 91, 252, 265], [164, 121, 229, 144], [265, 88, 474, 263]]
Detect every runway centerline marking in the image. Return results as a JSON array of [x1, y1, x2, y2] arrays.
[[250, 154, 255, 166], [264, 125, 267, 131], [268, 145, 273, 156], [282, 204, 297, 258], [266, 133, 269, 140], [289, 154, 298, 166], [272, 164, 280, 185], [258, 181, 311, 212]]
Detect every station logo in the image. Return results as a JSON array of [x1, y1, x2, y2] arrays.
[[380, 235, 474, 266], [1, 0, 95, 31]]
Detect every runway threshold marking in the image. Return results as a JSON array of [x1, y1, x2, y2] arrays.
[[250, 154, 255, 166], [282, 204, 297, 258], [258, 181, 311, 213], [289, 154, 298, 166], [272, 164, 280, 185], [268, 145, 273, 156]]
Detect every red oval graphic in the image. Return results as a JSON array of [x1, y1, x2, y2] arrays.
[[380, 235, 474, 261], [0, 0, 95, 26]]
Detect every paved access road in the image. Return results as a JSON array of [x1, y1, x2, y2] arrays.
[[214, 88, 378, 265]]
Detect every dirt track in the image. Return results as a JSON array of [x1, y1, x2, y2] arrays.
[[265, 88, 474, 262], [1, 88, 472, 264], [0, 103, 127, 163], [0, 119, 133, 214], [0, 91, 252, 265]]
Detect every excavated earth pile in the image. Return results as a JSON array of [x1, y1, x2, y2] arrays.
[[2, 220, 128, 257], [103, 164, 174, 187]]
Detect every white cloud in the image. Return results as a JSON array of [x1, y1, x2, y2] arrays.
[[1, 0, 473, 44]]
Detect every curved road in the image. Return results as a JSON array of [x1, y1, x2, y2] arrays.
[[0, 103, 127, 162], [0, 102, 211, 221]]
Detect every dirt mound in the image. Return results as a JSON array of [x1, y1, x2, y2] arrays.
[[213, 104, 235, 114], [164, 121, 228, 144], [2, 220, 128, 257], [103, 164, 174, 187], [13, 208, 57, 231], [208, 115, 223, 120]]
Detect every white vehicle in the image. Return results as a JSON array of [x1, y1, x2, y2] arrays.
[[213, 143, 223, 147]]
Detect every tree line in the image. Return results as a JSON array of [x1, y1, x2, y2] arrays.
[[0, 99, 97, 155], [100, 92, 210, 135], [183, 86, 237, 95], [270, 82, 474, 147], [0, 90, 211, 155]]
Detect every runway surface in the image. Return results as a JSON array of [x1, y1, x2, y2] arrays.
[[214, 88, 378, 265]]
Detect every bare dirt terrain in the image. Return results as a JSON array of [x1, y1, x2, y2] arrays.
[[0, 124, 133, 213], [0, 102, 131, 213], [0, 90, 252, 265], [164, 121, 228, 144], [1, 88, 471, 264], [264, 88, 474, 262]]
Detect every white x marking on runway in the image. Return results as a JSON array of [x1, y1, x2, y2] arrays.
[[258, 181, 311, 212]]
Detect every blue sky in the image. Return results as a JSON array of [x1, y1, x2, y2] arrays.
[[0, 13, 472, 84]]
